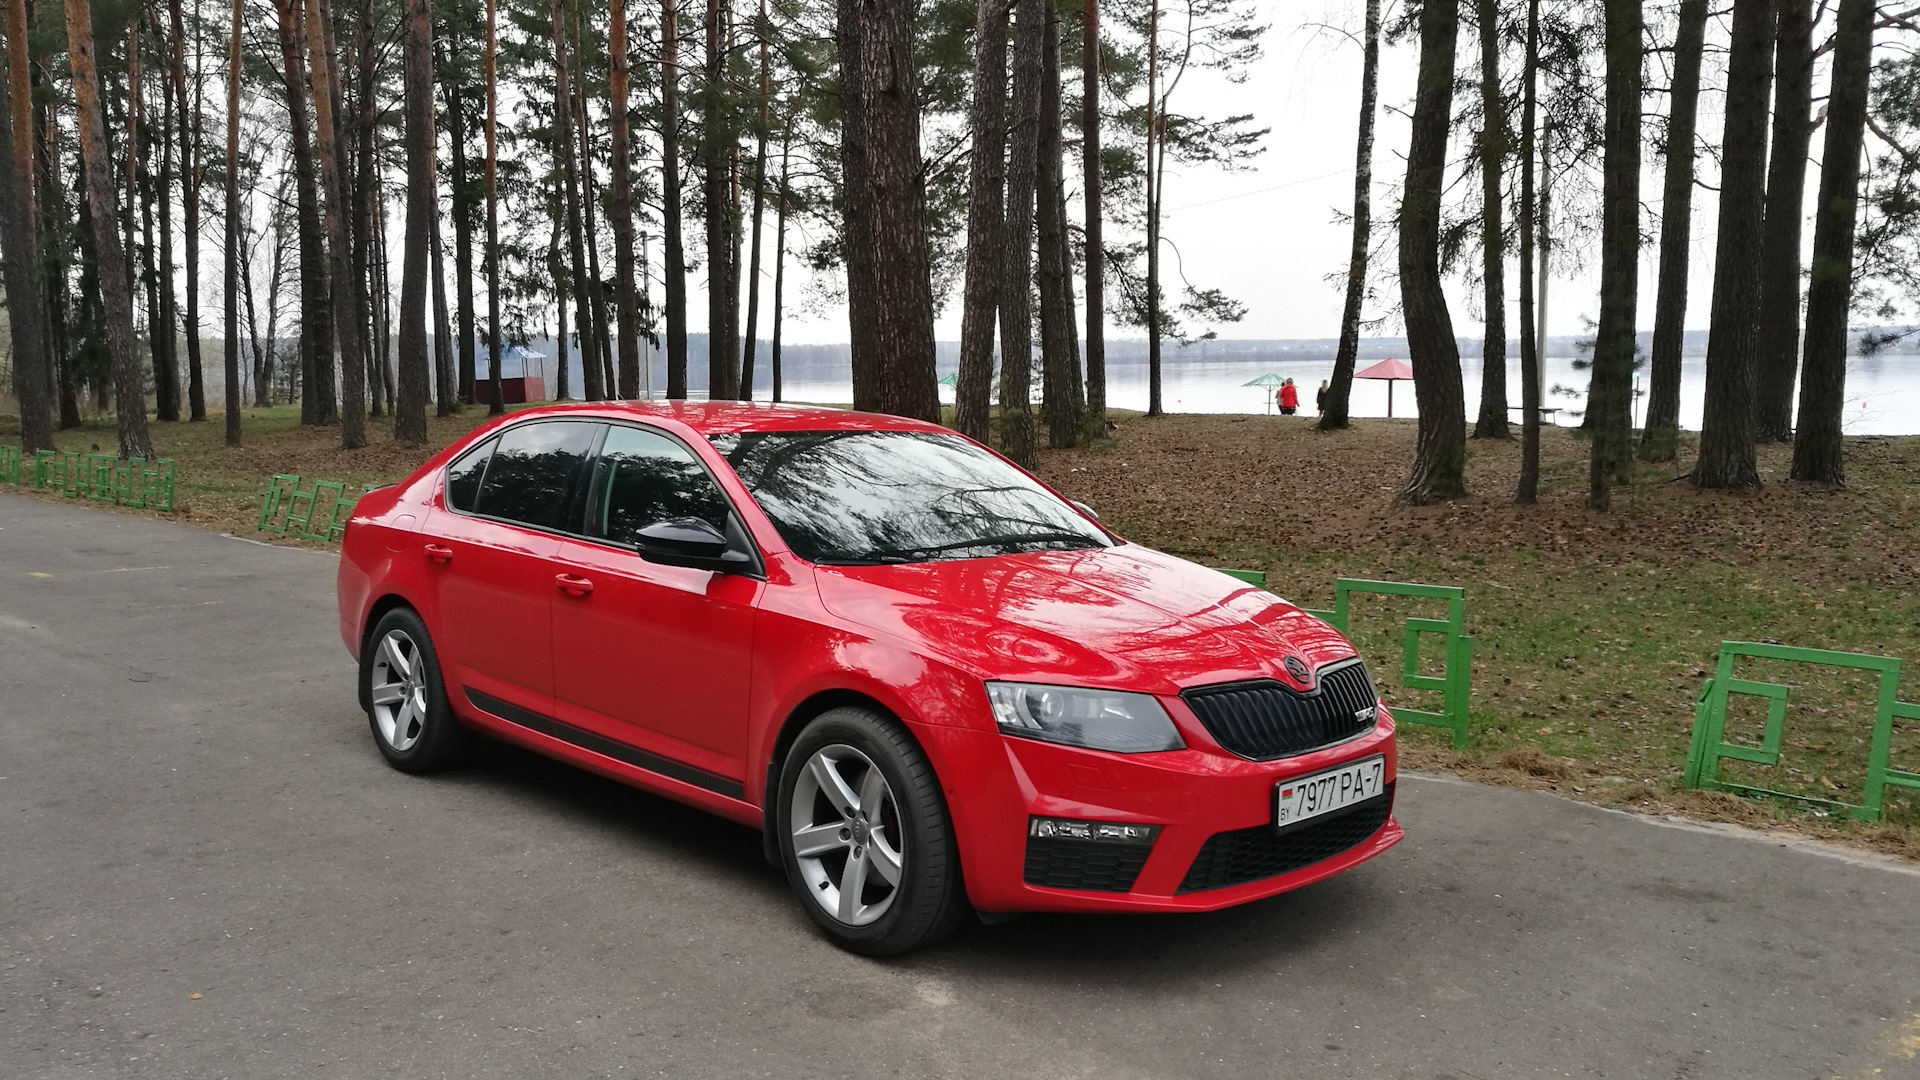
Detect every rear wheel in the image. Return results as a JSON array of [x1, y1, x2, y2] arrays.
[[361, 607, 468, 773], [777, 706, 969, 955]]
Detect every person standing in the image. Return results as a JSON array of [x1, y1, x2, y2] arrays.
[[1280, 378, 1300, 415], [1316, 379, 1330, 416]]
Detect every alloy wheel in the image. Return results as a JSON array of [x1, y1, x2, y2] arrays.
[[368, 628, 430, 753], [789, 744, 906, 927]]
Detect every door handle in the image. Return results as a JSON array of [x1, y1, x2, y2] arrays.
[[424, 544, 454, 564], [555, 573, 595, 596]]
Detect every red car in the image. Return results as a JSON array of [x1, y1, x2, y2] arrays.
[[337, 402, 1401, 954]]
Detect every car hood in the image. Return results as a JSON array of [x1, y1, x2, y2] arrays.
[[811, 544, 1356, 696]]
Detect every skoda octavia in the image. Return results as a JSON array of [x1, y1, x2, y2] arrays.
[[337, 402, 1401, 954]]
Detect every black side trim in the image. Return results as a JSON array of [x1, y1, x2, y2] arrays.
[[464, 686, 747, 800]]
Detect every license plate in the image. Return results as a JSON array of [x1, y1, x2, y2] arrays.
[[1274, 755, 1386, 832]]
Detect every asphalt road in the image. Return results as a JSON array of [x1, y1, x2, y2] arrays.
[[4, 491, 1919, 1080]]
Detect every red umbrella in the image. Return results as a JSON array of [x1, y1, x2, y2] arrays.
[[1355, 357, 1415, 418]]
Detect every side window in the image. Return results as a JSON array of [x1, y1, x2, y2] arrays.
[[590, 425, 733, 545], [473, 421, 599, 531], [444, 436, 496, 512]]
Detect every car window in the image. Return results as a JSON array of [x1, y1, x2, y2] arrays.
[[708, 430, 1111, 565], [444, 436, 496, 512], [590, 425, 733, 545], [472, 420, 599, 531]]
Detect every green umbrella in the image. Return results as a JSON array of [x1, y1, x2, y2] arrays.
[[1241, 373, 1285, 414], [937, 373, 958, 387]]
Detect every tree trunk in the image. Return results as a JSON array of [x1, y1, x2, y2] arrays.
[[68, 0, 155, 458], [554, 0, 603, 402], [0, 0, 53, 453], [609, 0, 641, 398], [1318, 0, 1379, 433], [1586, 0, 1641, 510], [432, 197, 455, 415], [1037, 0, 1079, 448], [1400, 0, 1465, 503], [702, 0, 736, 401], [352, 2, 384, 422], [1079, 0, 1104, 440], [152, 17, 182, 424], [1691, 0, 1771, 491], [661, 0, 689, 398], [1515, 0, 1540, 502], [771, 131, 790, 404], [308, 0, 369, 446], [835, 0, 880, 412], [223, 0, 243, 445], [1144, 0, 1161, 418], [395, 0, 434, 443], [954, 0, 1007, 442], [1471, 0, 1508, 440], [444, 58, 476, 404], [1639, 0, 1705, 463], [550, 211, 570, 400], [275, 0, 332, 426], [242, 193, 271, 408], [573, 29, 616, 401], [484, 0, 503, 415], [845, 0, 939, 421], [998, 0, 1041, 463], [36, 82, 81, 431], [737, 0, 771, 401], [1791, 0, 1870, 484], [1754, 0, 1812, 443], [169, 0, 207, 422]]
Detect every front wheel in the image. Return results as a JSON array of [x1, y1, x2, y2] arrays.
[[776, 706, 970, 955], [360, 607, 469, 773]]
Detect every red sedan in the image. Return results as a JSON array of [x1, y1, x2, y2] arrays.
[[337, 402, 1401, 954]]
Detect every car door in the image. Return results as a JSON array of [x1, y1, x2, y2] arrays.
[[425, 419, 600, 719], [549, 423, 761, 795]]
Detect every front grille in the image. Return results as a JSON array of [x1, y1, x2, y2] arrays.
[[1024, 837, 1154, 892], [1177, 783, 1395, 893], [1181, 658, 1379, 760]]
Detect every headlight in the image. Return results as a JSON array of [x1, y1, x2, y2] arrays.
[[985, 682, 1185, 754]]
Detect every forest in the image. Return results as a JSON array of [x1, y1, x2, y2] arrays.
[[3, 0, 1920, 510]]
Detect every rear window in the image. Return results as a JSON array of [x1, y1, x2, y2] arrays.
[[472, 421, 599, 531], [444, 436, 496, 512]]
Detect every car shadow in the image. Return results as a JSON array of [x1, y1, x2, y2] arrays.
[[421, 732, 1390, 976]]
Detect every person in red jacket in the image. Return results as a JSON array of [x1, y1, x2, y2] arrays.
[[1279, 378, 1300, 415]]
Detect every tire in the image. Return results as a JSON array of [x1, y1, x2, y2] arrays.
[[360, 607, 469, 774], [776, 706, 970, 956]]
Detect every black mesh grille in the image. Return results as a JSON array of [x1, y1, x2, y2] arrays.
[[1180, 659, 1379, 761], [1023, 837, 1154, 892], [1177, 783, 1395, 893]]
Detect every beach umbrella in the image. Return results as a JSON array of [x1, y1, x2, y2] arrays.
[[937, 372, 958, 387], [1354, 357, 1414, 418], [1241, 372, 1285, 413]]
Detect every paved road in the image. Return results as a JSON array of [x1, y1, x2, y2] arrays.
[[4, 492, 1919, 1080]]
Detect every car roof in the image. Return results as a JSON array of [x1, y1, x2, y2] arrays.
[[490, 400, 953, 437]]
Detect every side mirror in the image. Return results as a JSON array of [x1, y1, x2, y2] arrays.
[[1071, 500, 1100, 521], [634, 517, 754, 574]]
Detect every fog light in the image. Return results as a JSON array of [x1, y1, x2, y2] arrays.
[[1028, 817, 1161, 843]]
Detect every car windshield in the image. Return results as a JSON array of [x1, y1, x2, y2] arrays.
[[709, 430, 1112, 565]]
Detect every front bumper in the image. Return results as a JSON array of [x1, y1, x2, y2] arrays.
[[917, 710, 1401, 914]]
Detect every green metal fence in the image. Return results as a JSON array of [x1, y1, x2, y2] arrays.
[[1216, 570, 1475, 750], [0, 444, 18, 485], [259, 474, 361, 542], [30, 450, 175, 511], [1682, 641, 1920, 823]]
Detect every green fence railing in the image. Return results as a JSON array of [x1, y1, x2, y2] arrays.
[[258, 474, 362, 542], [1216, 570, 1475, 750], [32, 450, 176, 511], [1682, 641, 1920, 823], [0, 444, 18, 485]]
